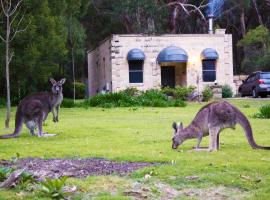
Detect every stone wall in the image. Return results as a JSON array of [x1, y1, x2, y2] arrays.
[[233, 75, 248, 95], [88, 38, 112, 97]]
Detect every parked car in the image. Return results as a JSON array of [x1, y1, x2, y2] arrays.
[[239, 71, 270, 98]]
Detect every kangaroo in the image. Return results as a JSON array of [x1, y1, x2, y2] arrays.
[[172, 101, 270, 151], [0, 78, 66, 139]]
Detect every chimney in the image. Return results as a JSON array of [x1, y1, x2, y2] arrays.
[[208, 14, 214, 34]]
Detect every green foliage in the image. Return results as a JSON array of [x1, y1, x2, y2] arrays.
[[202, 87, 213, 102], [238, 26, 270, 73], [222, 84, 233, 98], [16, 171, 36, 190], [173, 86, 195, 100], [161, 86, 174, 96], [122, 87, 140, 96], [73, 82, 86, 99], [161, 86, 195, 100], [39, 176, 69, 200], [0, 98, 6, 108], [0, 167, 15, 182], [61, 98, 76, 108], [84, 89, 186, 108], [253, 104, 270, 119]]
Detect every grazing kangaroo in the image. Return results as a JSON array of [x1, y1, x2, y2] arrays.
[[172, 101, 270, 151], [0, 78, 66, 139]]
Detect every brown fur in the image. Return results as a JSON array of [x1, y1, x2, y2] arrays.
[[0, 78, 65, 139], [172, 101, 270, 151]]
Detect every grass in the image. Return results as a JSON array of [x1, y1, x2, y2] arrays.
[[0, 99, 270, 199]]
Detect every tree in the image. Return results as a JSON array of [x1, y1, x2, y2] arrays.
[[238, 25, 270, 73], [0, 0, 29, 128]]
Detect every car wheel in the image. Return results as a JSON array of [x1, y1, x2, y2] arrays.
[[252, 89, 258, 98], [260, 93, 267, 98]]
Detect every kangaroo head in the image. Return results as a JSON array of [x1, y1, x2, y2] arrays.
[[172, 122, 185, 149], [50, 78, 66, 95]]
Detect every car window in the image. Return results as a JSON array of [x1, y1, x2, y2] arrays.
[[246, 75, 253, 83], [261, 73, 270, 79]]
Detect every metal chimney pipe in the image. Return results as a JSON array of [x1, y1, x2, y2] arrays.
[[208, 14, 214, 34]]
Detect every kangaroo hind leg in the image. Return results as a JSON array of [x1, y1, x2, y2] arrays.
[[25, 121, 36, 136], [209, 127, 220, 152]]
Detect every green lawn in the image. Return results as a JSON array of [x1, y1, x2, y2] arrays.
[[0, 99, 270, 199]]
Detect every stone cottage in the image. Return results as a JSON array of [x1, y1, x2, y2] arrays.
[[87, 29, 234, 97]]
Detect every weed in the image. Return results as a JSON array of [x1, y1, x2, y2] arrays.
[[39, 176, 69, 200], [253, 104, 270, 118]]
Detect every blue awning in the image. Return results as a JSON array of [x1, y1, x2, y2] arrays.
[[127, 48, 145, 61], [157, 46, 188, 63], [201, 48, 219, 60]]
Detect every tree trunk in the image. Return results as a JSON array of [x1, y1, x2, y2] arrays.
[[252, 0, 263, 25], [71, 47, 76, 102], [240, 8, 246, 37], [5, 15, 11, 128]]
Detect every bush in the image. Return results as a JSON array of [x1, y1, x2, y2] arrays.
[[254, 104, 270, 119], [0, 98, 6, 108], [122, 87, 140, 96], [73, 82, 86, 99], [222, 84, 233, 98], [161, 86, 174, 96], [202, 87, 213, 102], [83, 89, 187, 108], [173, 86, 195, 100], [61, 99, 75, 108]]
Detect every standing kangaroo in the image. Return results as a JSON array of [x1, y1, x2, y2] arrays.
[[172, 101, 270, 151], [0, 78, 66, 139]]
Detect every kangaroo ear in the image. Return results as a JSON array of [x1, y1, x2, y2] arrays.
[[50, 78, 56, 85], [179, 122, 183, 130], [172, 122, 177, 131], [59, 78, 66, 85]]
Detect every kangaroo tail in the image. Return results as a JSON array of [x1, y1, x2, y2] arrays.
[[0, 109, 23, 139], [235, 107, 270, 150]]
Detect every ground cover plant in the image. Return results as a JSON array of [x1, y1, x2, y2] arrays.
[[62, 88, 188, 108], [0, 99, 270, 199]]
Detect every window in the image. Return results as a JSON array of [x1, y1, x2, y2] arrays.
[[129, 60, 143, 83], [202, 60, 216, 82]]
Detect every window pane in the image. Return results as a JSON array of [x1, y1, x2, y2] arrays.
[[261, 73, 270, 79], [129, 60, 143, 71], [203, 60, 216, 70], [129, 72, 143, 83], [203, 71, 216, 82]]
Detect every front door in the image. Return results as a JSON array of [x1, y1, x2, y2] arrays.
[[161, 66, 175, 88]]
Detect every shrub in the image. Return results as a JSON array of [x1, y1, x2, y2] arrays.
[[86, 92, 132, 107], [61, 99, 75, 108], [83, 89, 187, 108], [73, 82, 86, 99], [222, 84, 233, 98], [161, 86, 174, 96], [202, 87, 213, 102], [122, 87, 140, 96], [254, 104, 270, 119], [173, 86, 195, 100], [0, 98, 6, 108]]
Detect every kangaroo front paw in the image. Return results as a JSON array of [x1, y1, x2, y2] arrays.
[[53, 117, 58, 123]]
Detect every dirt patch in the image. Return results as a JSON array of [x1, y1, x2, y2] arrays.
[[0, 158, 156, 179]]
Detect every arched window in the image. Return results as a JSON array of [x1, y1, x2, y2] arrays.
[[201, 48, 219, 82], [127, 49, 145, 83]]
